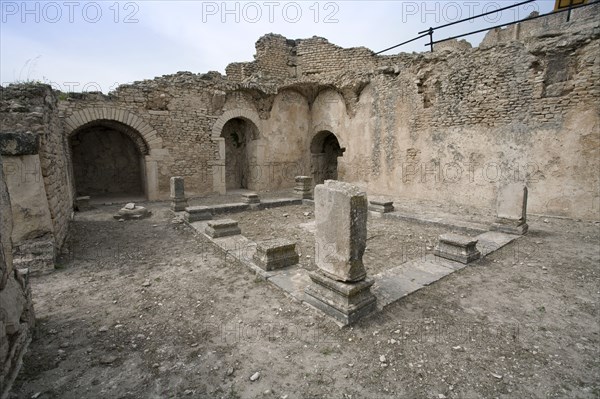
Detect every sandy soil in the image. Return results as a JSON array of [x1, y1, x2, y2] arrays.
[[9, 202, 600, 399]]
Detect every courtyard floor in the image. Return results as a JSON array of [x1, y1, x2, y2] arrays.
[[9, 200, 600, 399]]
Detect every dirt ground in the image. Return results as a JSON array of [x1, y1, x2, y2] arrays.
[[9, 201, 600, 399], [231, 204, 478, 276]]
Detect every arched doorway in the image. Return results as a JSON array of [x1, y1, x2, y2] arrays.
[[310, 131, 344, 185], [220, 118, 259, 190], [69, 120, 148, 199]]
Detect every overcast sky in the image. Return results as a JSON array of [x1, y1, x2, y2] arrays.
[[1, 0, 557, 93]]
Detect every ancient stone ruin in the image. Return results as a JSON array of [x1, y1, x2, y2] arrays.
[[0, 4, 599, 396]]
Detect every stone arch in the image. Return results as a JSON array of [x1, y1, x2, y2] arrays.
[[310, 130, 345, 185], [70, 120, 149, 156], [63, 107, 163, 200], [210, 109, 261, 194], [64, 107, 163, 151], [211, 109, 261, 139]]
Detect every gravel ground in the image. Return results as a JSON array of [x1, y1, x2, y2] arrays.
[[8, 202, 600, 399]]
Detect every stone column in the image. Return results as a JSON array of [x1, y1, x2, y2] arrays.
[[304, 180, 376, 325], [170, 176, 188, 212], [294, 176, 313, 200], [490, 184, 528, 235]]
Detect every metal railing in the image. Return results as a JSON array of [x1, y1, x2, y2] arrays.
[[375, 0, 596, 55]]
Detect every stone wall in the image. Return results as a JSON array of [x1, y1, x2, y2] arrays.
[[0, 85, 72, 269], [0, 156, 35, 399], [4, 4, 597, 220]]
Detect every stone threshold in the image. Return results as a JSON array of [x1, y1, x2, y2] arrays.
[[183, 202, 522, 325], [383, 210, 489, 234], [182, 198, 304, 216]]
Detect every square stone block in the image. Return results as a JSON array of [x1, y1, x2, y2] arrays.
[[170, 176, 185, 199], [253, 239, 299, 271], [171, 198, 188, 212], [75, 196, 91, 211], [304, 271, 377, 326], [433, 233, 481, 264], [205, 219, 241, 238], [242, 193, 260, 204], [184, 206, 212, 222], [368, 199, 394, 213]]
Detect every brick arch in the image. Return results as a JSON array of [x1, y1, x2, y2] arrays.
[[69, 120, 150, 156], [64, 107, 163, 152], [211, 109, 261, 139], [63, 107, 163, 200]]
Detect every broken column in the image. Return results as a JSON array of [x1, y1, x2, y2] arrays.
[[304, 180, 376, 325], [490, 184, 528, 235], [294, 176, 313, 200], [170, 176, 188, 212]]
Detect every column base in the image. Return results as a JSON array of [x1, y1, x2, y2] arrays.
[[304, 271, 377, 326]]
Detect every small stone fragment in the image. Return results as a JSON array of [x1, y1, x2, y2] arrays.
[[100, 355, 118, 364], [250, 371, 260, 381]]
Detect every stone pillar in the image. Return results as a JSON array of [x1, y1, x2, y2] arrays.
[[304, 180, 376, 325], [0, 156, 35, 398], [490, 184, 528, 235], [294, 176, 313, 200], [170, 176, 188, 212]]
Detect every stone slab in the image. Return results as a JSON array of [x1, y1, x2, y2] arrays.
[[258, 198, 302, 209], [384, 211, 488, 234], [371, 255, 462, 310], [496, 184, 527, 222], [184, 206, 212, 222], [208, 203, 250, 214], [475, 231, 520, 257], [371, 266, 423, 310], [268, 268, 311, 302], [490, 221, 528, 236]]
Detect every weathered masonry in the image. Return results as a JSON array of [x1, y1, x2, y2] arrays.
[[1, 5, 599, 269]]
